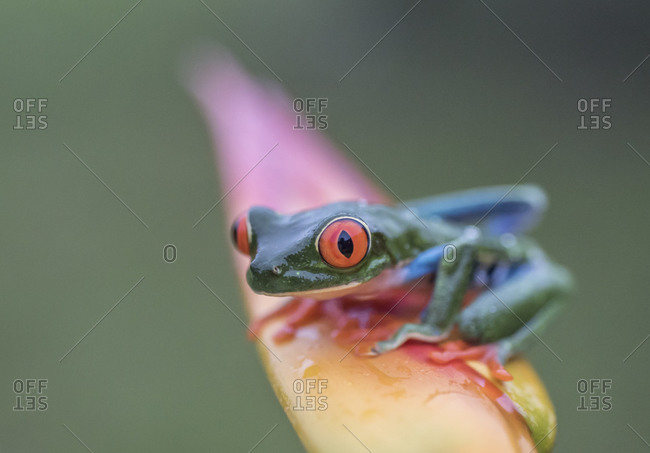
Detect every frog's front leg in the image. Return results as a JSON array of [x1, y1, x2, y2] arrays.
[[370, 323, 448, 355], [371, 228, 480, 355]]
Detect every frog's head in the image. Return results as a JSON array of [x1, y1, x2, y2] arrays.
[[230, 202, 400, 299]]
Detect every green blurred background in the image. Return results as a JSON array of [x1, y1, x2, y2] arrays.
[[1, 1, 648, 451]]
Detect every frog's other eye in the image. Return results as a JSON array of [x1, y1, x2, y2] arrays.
[[231, 214, 251, 255], [317, 217, 370, 268]]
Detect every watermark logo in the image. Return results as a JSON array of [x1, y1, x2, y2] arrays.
[[293, 98, 328, 130], [13, 98, 48, 130], [163, 244, 177, 263], [292, 378, 328, 411], [577, 98, 611, 130], [577, 378, 612, 411], [13, 379, 48, 411], [443, 244, 457, 263]]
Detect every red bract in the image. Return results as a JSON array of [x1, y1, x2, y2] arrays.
[[187, 52, 556, 453]]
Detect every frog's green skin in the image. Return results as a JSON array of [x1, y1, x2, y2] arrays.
[[236, 185, 573, 363]]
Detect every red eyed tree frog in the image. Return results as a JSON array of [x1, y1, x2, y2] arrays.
[[230, 185, 573, 367]]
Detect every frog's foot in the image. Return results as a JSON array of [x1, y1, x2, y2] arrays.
[[248, 298, 321, 343], [430, 341, 513, 381], [248, 299, 300, 339], [270, 298, 321, 343], [368, 323, 449, 356]]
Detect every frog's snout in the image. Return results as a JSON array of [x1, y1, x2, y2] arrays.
[[247, 259, 287, 295]]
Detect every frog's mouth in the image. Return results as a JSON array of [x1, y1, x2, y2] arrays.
[[257, 266, 409, 301], [260, 280, 364, 300]]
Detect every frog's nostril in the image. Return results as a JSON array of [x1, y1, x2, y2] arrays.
[[250, 260, 282, 277]]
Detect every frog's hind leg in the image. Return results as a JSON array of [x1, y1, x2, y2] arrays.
[[457, 258, 573, 364], [407, 184, 548, 235]]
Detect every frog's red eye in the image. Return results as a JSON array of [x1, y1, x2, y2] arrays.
[[231, 214, 251, 255], [318, 217, 369, 268]]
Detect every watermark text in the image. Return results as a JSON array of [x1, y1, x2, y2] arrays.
[[292, 378, 328, 411], [13, 98, 48, 130], [293, 98, 328, 130], [577, 378, 612, 411], [577, 98, 611, 130], [13, 379, 48, 411]]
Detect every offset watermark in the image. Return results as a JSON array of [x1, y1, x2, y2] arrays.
[[13, 98, 48, 130], [293, 98, 328, 130], [577, 98, 611, 130], [577, 378, 612, 411], [443, 244, 457, 263], [163, 244, 177, 263], [292, 378, 328, 411], [13, 379, 48, 411]]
